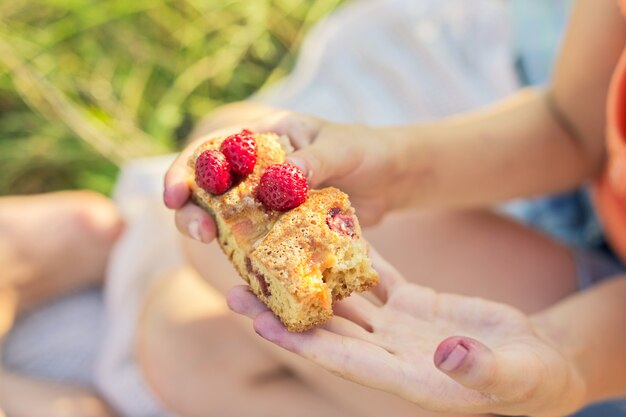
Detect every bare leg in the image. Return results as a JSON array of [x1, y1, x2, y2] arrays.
[[136, 267, 350, 417], [0, 191, 124, 314], [0, 191, 123, 417], [364, 209, 578, 313], [0, 370, 118, 417], [138, 208, 576, 417]]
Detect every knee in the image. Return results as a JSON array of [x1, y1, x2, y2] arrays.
[[66, 191, 124, 245], [133, 271, 269, 417], [133, 274, 209, 417]]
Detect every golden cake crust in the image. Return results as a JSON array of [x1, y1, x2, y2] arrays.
[[253, 188, 361, 294]]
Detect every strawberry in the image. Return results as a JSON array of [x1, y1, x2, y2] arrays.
[[195, 150, 232, 195], [326, 207, 356, 237], [256, 163, 308, 211], [220, 129, 257, 177]]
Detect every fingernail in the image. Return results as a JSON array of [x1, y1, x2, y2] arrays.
[[253, 322, 272, 341], [164, 183, 183, 209], [226, 295, 241, 313], [163, 187, 174, 208], [188, 219, 201, 241], [436, 342, 469, 372], [254, 326, 266, 338]]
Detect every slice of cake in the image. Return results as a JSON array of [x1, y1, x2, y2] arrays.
[[187, 130, 379, 332]]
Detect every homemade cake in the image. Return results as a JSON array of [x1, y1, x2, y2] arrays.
[[187, 130, 379, 332]]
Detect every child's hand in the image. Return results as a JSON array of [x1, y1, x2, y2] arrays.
[[227, 249, 586, 417], [164, 109, 412, 241]]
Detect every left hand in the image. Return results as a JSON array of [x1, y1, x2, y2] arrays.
[[164, 107, 412, 242], [227, 249, 586, 417]]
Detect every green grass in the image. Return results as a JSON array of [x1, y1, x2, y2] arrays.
[[0, 0, 343, 195]]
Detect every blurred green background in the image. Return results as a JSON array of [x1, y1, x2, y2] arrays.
[[0, 0, 342, 195]]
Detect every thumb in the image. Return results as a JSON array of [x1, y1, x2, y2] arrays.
[[433, 336, 535, 399], [287, 140, 357, 189], [287, 144, 329, 188]]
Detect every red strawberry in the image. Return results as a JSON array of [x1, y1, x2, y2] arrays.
[[256, 163, 308, 211], [220, 129, 257, 177], [195, 150, 232, 195]]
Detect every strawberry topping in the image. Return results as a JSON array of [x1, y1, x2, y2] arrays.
[[220, 129, 257, 177], [326, 207, 356, 237], [195, 149, 232, 195], [256, 163, 308, 211]]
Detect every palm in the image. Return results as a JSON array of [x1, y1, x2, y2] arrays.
[[365, 285, 538, 411]]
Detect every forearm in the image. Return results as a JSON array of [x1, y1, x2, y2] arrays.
[[385, 0, 625, 211], [532, 276, 626, 406], [387, 87, 603, 210]]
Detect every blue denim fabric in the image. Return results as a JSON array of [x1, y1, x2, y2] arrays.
[[511, 0, 573, 86], [573, 400, 626, 417], [573, 246, 625, 289], [506, 189, 605, 250]]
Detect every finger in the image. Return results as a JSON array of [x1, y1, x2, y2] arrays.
[[164, 126, 243, 209], [332, 295, 378, 332], [248, 111, 323, 150], [433, 336, 538, 400], [163, 161, 192, 209], [287, 142, 339, 188], [248, 112, 346, 188], [286, 135, 364, 189], [368, 246, 405, 303], [320, 315, 374, 341], [187, 101, 279, 140], [229, 288, 373, 341], [227, 285, 269, 318], [174, 203, 217, 243], [163, 136, 206, 209], [253, 311, 400, 390]]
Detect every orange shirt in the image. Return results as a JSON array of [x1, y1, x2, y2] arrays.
[[593, 0, 626, 261]]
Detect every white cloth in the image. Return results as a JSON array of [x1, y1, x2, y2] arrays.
[[3, 1, 540, 416], [2, 288, 104, 387], [257, 0, 518, 124], [1, 156, 182, 417], [94, 155, 182, 417]]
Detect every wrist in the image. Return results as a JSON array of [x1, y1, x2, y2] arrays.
[[378, 125, 434, 210], [530, 312, 589, 415], [531, 277, 626, 411]]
